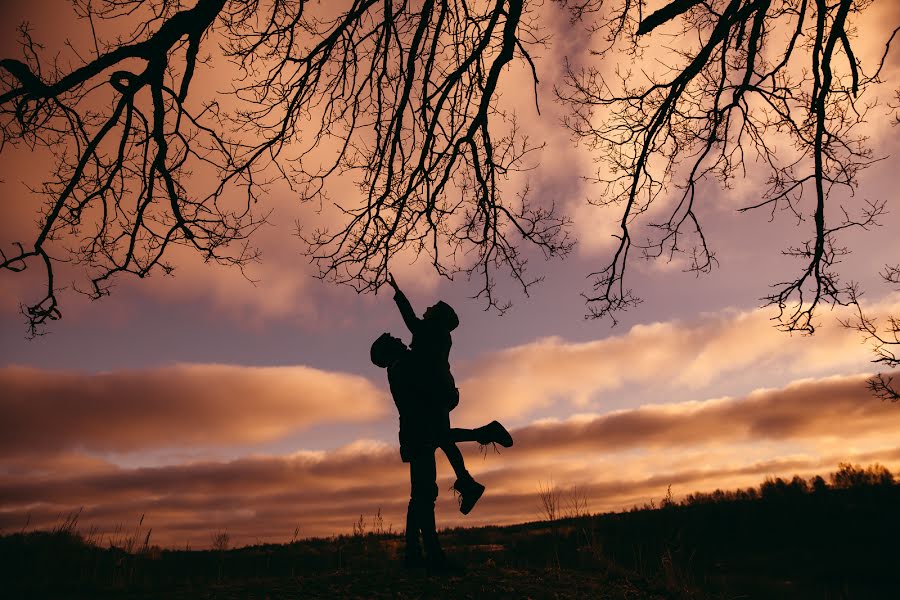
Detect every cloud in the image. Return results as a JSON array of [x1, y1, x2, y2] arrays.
[[2, 439, 897, 546], [0, 439, 413, 544], [507, 373, 900, 456], [0, 364, 389, 456], [3, 372, 899, 546], [453, 294, 900, 422]]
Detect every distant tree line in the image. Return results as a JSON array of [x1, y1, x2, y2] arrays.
[[670, 462, 894, 508]]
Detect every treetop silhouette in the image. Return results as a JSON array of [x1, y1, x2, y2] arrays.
[[1, 0, 896, 345]]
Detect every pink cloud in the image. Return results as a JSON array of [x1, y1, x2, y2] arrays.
[[3, 373, 899, 546], [454, 296, 900, 422], [0, 364, 389, 455], [507, 374, 900, 455]]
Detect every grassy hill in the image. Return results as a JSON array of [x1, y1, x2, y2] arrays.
[[2, 463, 896, 599]]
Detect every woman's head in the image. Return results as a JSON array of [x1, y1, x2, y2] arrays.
[[423, 301, 459, 331]]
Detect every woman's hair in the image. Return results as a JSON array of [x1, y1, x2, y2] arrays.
[[429, 301, 459, 331]]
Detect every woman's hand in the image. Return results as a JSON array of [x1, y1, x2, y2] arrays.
[[387, 273, 399, 291]]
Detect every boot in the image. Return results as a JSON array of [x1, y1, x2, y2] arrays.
[[421, 520, 463, 574], [453, 475, 485, 515], [475, 420, 513, 448], [426, 552, 466, 575]]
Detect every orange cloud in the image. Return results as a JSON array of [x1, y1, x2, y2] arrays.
[[2, 439, 897, 546], [454, 295, 900, 422], [0, 364, 389, 455], [3, 372, 899, 546], [507, 374, 900, 455]]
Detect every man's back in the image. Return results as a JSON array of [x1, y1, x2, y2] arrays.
[[387, 351, 444, 462]]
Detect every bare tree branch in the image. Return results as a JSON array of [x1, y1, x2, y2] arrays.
[[843, 267, 900, 402], [558, 0, 896, 332], [1, 0, 572, 335], [1, 0, 895, 347]]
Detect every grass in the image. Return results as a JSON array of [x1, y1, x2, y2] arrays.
[[2, 463, 897, 599]]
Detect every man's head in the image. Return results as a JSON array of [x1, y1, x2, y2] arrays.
[[370, 333, 407, 368], [423, 300, 459, 331]]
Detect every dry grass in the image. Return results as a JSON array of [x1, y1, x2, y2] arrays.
[[2, 464, 897, 599]]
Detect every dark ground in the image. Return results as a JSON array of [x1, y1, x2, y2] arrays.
[[64, 565, 660, 600], [3, 465, 897, 599]]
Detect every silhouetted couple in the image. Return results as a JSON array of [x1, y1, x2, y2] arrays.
[[370, 275, 513, 572]]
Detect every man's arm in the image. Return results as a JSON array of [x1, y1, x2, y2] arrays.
[[388, 273, 420, 333]]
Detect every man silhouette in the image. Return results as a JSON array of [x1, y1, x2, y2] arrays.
[[370, 333, 452, 569], [370, 332, 512, 570]]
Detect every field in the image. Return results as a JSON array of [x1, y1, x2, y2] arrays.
[[2, 464, 896, 599]]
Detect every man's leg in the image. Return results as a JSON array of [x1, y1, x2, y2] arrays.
[[406, 451, 443, 560], [409, 451, 444, 563], [404, 456, 427, 567], [404, 498, 424, 566]]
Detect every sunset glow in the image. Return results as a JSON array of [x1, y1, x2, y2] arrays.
[[2, 0, 899, 552]]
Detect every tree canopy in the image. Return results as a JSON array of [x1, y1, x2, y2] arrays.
[[1, 0, 897, 385]]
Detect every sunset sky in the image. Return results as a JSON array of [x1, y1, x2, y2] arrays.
[[2, 1, 899, 548]]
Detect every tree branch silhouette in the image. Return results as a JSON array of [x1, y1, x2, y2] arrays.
[[1, 0, 895, 340], [1, 0, 572, 335], [558, 0, 897, 331], [843, 265, 900, 402]]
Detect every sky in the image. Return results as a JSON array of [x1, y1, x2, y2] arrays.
[[1, 1, 899, 548]]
